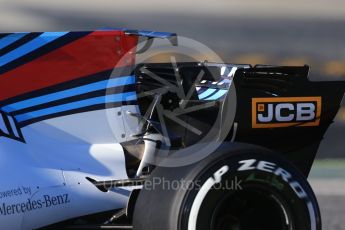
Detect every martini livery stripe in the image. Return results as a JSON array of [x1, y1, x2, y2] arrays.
[[2, 76, 136, 113], [0, 32, 68, 67], [0, 33, 29, 50], [0, 75, 137, 126], [15, 91, 137, 123]]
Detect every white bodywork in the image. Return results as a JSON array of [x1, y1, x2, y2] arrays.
[[0, 105, 140, 229]]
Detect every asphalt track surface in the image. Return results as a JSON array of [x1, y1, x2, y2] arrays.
[[310, 161, 345, 230], [1, 0, 344, 229]]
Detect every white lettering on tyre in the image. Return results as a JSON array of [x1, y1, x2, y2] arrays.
[[238, 159, 307, 199], [238, 159, 256, 171], [188, 165, 229, 230]]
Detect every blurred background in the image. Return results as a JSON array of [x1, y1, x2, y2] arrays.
[[0, 0, 344, 228]]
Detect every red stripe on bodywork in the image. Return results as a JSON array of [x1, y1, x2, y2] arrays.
[[0, 31, 138, 101]]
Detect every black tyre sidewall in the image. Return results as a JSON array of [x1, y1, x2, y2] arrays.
[[180, 151, 320, 230], [133, 143, 321, 230]]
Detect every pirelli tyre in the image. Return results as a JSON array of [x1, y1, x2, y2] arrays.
[[133, 143, 321, 230]]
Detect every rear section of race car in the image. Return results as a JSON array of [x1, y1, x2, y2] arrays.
[[0, 29, 344, 230], [0, 29, 161, 229], [131, 63, 345, 230]]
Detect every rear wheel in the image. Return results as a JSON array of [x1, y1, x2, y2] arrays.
[[133, 143, 321, 230]]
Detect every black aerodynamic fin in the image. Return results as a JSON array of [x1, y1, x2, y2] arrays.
[[233, 65, 345, 176]]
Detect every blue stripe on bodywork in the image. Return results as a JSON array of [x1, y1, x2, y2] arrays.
[[198, 89, 217, 100], [7, 115, 20, 138], [2, 76, 136, 113], [136, 30, 176, 38], [0, 33, 28, 50], [0, 32, 68, 67], [204, 89, 228, 100], [99, 28, 176, 39], [15, 91, 137, 122], [0, 113, 9, 134]]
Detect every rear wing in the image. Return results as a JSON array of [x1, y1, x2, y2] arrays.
[[233, 65, 345, 175]]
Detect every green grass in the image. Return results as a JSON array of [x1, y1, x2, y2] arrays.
[[309, 159, 345, 179], [313, 159, 345, 167]]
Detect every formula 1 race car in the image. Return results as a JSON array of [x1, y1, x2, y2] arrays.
[[0, 29, 344, 230]]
